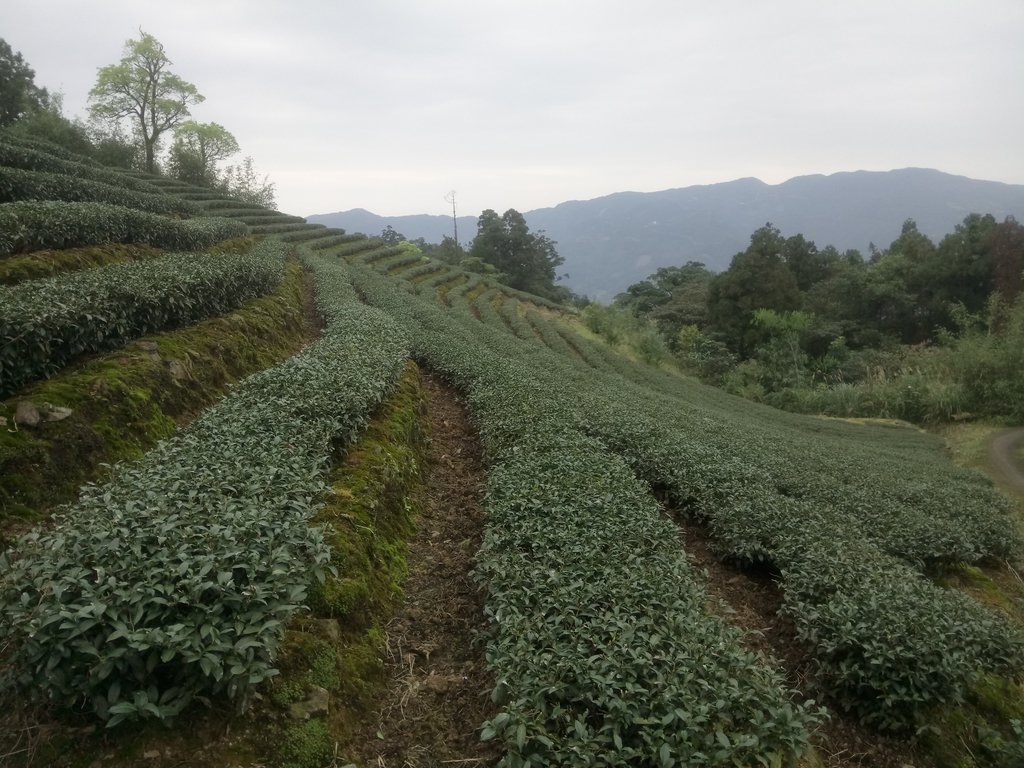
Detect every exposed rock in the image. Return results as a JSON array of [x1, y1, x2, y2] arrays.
[[42, 404, 73, 422], [168, 359, 189, 381], [14, 401, 40, 427], [142, 750, 161, 760], [288, 685, 330, 720], [136, 341, 158, 352]]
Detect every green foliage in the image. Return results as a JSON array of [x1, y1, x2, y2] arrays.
[[218, 155, 276, 209], [88, 31, 204, 173], [0, 38, 49, 127], [0, 242, 163, 285], [349, 241, 1023, 744], [748, 309, 813, 390], [469, 208, 564, 299], [0, 165, 200, 216], [232, 213, 305, 226], [0, 200, 245, 256], [418, 234, 467, 265], [675, 325, 736, 382], [379, 224, 405, 244], [619, 215, 1024, 426], [616, 261, 714, 341], [582, 303, 671, 367], [1, 97, 94, 158], [0, 257, 410, 724], [634, 325, 668, 366], [0, 131, 101, 166], [0, 135, 162, 193], [706, 224, 802, 355], [343, 255, 822, 766], [581, 302, 627, 345], [0, 257, 308, 522], [247, 222, 320, 235], [306, 233, 365, 251], [167, 120, 238, 186], [0, 239, 284, 396], [278, 719, 333, 768], [279, 227, 346, 245], [767, 295, 1024, 423]]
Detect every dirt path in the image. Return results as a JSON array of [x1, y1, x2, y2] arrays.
[[988, 427, 1024, 494], [348, 372, 499, 768]]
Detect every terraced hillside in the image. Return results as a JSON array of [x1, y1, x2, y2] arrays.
[[1, 137, 1022, 768]]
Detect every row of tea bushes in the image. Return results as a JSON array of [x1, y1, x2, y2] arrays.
[[0, 253, 410, 725], [340, 256, 820, 767], [0, 138, 161, 194], [0, 166, 199, 217], [0, 201, 246, 256], [0, 238, 285, 396], [351, 245, 1024, 733]]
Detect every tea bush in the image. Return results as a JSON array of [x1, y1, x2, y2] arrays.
[[351, 243, 1024, 734], [0, 238, 284, 395], [0, 253, 409, 724], [0, 201, 246, 256], [0, 166, 199, 216], [0, 139, 161, 194]]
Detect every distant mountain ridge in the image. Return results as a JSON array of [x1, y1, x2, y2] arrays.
[[307, 168, 1024, 298]]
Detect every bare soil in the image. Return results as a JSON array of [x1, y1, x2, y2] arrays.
[[674, 517, 928, 768], [299, 264, 325, 341], [346, 372, 499, 768]]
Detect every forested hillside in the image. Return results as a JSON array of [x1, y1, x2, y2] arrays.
[[309, 169, 1024, 298], [607, 214, 1024, 426]]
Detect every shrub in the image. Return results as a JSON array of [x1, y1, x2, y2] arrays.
[[0, 239, 285, 395], [0, 201, 245, 256], [0, 166, 199, 216]]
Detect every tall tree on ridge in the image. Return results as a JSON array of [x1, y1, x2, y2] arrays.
[[89, 31, 204, 173], [470, 209, 564, 298]]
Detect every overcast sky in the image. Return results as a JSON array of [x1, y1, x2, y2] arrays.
[[5, 1, 1024, 219]]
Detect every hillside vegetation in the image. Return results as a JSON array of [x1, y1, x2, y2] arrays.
[[0, 136, 1023, 768], [609, 216, 1024, 427]]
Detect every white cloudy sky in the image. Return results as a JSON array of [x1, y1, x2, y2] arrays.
[[5, 1, 1024, 218]]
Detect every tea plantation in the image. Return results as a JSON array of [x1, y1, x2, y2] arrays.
[[0, 136, 1021, 767]]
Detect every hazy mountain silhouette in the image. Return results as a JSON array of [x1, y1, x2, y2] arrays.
[[308, 169, 1024, 298]]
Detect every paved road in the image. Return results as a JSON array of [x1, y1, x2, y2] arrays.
[[989, 428, 1024, 494]]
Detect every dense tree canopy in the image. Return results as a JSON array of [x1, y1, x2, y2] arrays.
[[89, 31, 204, 173], [0, 38, 49, 127], [706, 224, 802, 355], [469, 209, 564, 298], [167, 120, 239, 186], [615, 262, 713, 341], [617, 213, 1024, 420]]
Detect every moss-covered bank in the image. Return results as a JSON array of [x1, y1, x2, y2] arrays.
[[0, 256, 312, 527], [264, 360, 428, 767]]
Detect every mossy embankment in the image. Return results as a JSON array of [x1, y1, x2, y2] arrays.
[[0, 253, 313, 528], [0, 236, 255, 285], [265, 361, 428, 767]]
